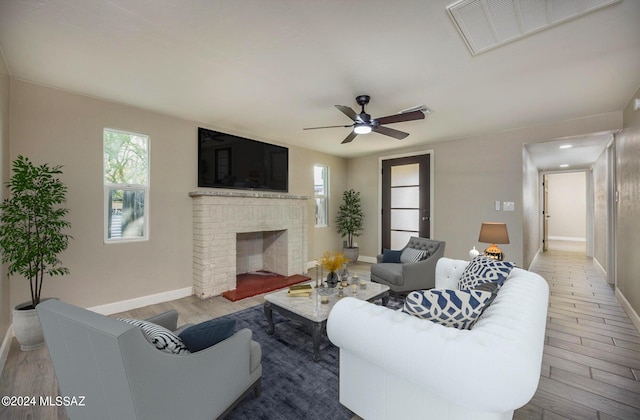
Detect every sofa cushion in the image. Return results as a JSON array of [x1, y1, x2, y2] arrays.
[[381, 248, 402, 263], [403, 289, 494, 329], [178, 318, 237, 352], [371, 263, 404, 286], [400, 247, 428, 263], [458, 256, 515, 291], [118, 318, 190, 354]]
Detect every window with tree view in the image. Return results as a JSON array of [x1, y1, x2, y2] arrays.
[[314, 165, 328, 227], [104, 128, 149, 242]]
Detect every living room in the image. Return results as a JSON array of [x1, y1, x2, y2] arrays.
[[1, 1, 640, 419]]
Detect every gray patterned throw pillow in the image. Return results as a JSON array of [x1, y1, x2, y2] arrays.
[[400, 247, 428, 263]]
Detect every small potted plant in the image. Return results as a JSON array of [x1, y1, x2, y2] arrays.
[[0, 156, 72, 350], [336, 189, 364, 263], [317, 250, 350, 287]]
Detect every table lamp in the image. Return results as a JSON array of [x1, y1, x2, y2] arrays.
[[478, 222, 509, 261]]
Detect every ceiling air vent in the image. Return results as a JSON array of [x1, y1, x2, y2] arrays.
[[446, 0, 621, 55]]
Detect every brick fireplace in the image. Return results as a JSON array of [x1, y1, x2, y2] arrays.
[[190, 190, 310, 298]]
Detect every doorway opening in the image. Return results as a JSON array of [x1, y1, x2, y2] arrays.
[[543, 171, 587, 254]]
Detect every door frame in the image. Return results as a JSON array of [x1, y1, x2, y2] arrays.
[[378, 149, 434, 254]]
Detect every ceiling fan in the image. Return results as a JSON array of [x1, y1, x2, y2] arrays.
[[303, 95, 427, 144]]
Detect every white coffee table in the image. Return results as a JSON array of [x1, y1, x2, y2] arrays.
[[263, 280, 390, 361]]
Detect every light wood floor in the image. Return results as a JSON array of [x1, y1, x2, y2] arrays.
[[514, 242, 640, 419], [1, 253, 639, 419]]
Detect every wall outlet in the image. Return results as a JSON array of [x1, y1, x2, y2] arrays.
[[503, 201, 515, 211]]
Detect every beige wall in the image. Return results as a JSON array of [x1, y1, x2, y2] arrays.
[[8, 80, 347, 309], [348, 112, 622, 268], [616, 86, 640, 322], [592, 148, 608, 272], [0, 51, 10, 340], [522, 148, 540, 269]]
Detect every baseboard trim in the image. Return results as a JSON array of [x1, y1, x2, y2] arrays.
[[88, 287, 193, 315], [357, 255, 376, 264], [548, 236, 586, 242], [616, 288, 640, 335], [0, 325, 13, 379], [593, 258, 607, 278], [528, 248, 542, 271]]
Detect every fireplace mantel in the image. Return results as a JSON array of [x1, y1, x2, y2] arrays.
[[189, 190, 309, 201], [190, 190, 310, 298]]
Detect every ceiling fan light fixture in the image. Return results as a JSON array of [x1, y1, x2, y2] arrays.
[[354, 124, 372, 135]]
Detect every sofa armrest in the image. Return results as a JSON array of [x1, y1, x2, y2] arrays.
[[121, 327, 261, 420], [400, 243, 445, 290], [144, 310, 179, 331], [327, 283, 547, 413]]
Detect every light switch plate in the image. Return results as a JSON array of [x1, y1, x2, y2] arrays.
[[503, 201, 515, 211], [495, 201, 501, 211]]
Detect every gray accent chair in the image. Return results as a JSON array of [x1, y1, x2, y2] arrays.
[[370, 237, 445, 296], [36, 299, 262, 420]]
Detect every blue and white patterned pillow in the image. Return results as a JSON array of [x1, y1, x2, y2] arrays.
[[458, 256, 515, 291], [400, 247, 428, 263], [403, 289, 494, 329], [118, 318, 190, 354]]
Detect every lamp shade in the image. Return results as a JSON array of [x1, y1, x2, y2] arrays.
[[478, 222, 509, 245]]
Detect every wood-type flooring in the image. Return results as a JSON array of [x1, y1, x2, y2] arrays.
[[1, 248, 638, 419]]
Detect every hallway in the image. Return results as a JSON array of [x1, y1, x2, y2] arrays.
[[515, 243, 640, 419]]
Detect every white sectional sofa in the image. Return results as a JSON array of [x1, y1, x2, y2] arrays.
[[327, 257, 549, 420]]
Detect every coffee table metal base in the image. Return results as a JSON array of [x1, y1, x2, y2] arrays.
[[264, 301, 326, 362], [263, 291, 389, 362]]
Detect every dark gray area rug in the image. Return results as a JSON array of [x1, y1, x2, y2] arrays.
[[221, 304, 352, 420]]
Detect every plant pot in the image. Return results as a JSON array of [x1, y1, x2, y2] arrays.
[[342, 247, 359, 264], [12, 300, 49, 351]]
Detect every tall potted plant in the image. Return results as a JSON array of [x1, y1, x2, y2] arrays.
[[336, 189, 364, 263], [0, 155, 72, 350]]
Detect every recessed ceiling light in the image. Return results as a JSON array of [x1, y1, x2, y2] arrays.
[[559, 145, 573, 149], [560, 164, 570, 168]]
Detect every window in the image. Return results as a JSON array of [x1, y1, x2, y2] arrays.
[[104, 128, 149, 242], [314, 165, 328, 227]]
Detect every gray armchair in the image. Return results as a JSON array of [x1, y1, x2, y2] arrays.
[[370, 237, 445, 296], [36, 299, 262, 420]]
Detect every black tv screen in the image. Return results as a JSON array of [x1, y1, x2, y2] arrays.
[[198, 127, 288, 192]]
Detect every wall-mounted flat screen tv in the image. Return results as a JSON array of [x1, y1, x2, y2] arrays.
[[198, 127, 288, 192]]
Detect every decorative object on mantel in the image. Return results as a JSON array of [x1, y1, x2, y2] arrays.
[[336, 189, 364, 263], [469, 246, 480, 259], [478, 222, 509, 261], [0, 156, 73, 351], [317, 251, 350, 288]]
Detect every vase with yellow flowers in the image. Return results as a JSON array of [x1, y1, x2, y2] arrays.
[[317, 251, 350, 288]]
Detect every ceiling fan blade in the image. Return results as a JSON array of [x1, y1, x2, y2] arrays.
[[375, 110, 425, 125], [341, 131, 358, 144], [335, 105, 358, 121], [303, 124, 352, 130], [373, 125, 409, 140]]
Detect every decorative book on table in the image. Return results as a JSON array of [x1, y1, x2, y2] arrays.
[[288, 284, 312, 297]]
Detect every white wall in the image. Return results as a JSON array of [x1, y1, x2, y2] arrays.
[[546, 172, 587, 241]]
